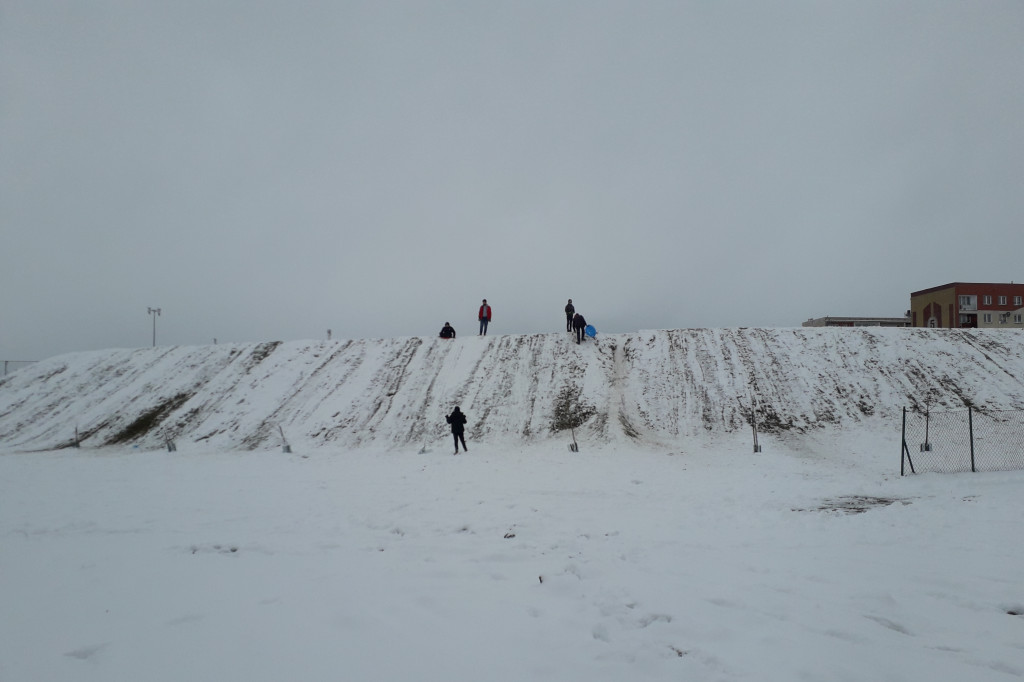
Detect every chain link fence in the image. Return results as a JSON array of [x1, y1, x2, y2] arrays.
[[901, 407, 1024, 475]]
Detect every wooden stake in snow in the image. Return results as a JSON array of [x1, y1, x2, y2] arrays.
[[278, 424, 292, 454], [736, 395, 762, 453], [568, 426, 579, 452], [750, 392, 762, 453]]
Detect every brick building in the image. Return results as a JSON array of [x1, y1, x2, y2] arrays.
[[910, 282, 1024, 328]]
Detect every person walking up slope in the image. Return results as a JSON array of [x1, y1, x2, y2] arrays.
[[478, 299, 492, 335], [572, 312, 588, 344], [564, 299, 575, 332], [446, 406, 468, 454]]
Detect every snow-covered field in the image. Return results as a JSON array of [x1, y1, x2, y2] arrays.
[[3, 436, 1024, 681], [2, 328, 1024, 680]]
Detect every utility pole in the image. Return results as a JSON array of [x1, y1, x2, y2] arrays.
[[147, 307, 161, 347]]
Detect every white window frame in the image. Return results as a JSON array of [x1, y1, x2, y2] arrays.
[[1016, 314, 1023, 324], [1015, 296, 1022, 306], [999, 296, 1007, 305], [984, 295, 992, 305], [983, 313, 992, 323]]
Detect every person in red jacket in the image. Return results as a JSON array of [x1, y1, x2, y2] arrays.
[[478, 299, 492, 336]]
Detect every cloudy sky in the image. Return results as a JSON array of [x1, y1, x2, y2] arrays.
[[2, 1, 1022, 360]]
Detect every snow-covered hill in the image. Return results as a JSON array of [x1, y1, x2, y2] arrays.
[[2, 328, 1024, 452]]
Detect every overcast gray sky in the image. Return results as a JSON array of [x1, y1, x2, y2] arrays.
[[2, 1, 1022, 360]]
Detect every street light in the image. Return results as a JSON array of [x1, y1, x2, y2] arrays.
[[147, 307, 161, 347]]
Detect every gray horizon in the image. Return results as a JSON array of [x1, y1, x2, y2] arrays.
[[3, 2, 1022, 360]]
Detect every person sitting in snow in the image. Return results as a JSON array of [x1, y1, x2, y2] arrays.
[[446, 406, 468, 454], [572, 312, 588, 345], [439, 322, 456, 339]]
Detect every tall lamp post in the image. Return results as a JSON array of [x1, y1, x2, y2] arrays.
[[148, 307, 161, 347]]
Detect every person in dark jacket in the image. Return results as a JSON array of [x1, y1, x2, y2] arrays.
[[446, 406, 468, 454], [564, 299, 575, 332], [440, 322, 456, 339], [572, 312, 587, 344], [478, 299, 492, 335]]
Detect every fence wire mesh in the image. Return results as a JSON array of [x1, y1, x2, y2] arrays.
[[903, 407, 1024, 474]]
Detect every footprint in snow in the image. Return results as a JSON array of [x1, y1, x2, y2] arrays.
[[64, 642, 108, 660], [864, 615, 912, 635]]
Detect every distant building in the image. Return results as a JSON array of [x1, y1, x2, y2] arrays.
[[910, 282, 1024, 329], [802, 316, 909, 328]]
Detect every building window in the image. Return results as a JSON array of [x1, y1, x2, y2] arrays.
[[1015, 296, 1022, 306], [1016, 314, 1023, 324], [983, 313, 992, 323], [984, 295, 992, 305], [999, 296, 1007, 305]]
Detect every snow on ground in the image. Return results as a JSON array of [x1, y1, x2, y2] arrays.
[[2, 434, 1024, 681], [2, 328, 1024, 680], [3, 328, 1024, 453]]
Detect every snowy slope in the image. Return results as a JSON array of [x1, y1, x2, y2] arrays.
[[2, 328, 1024, 453]]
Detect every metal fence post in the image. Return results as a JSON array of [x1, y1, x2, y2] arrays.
[[923, 407, 931, 451], [968, 406, 975, 472], [901, 407, 916, 475], [901, 407, 906, 476]]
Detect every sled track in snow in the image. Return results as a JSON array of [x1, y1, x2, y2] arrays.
[[2, 328, 1024, 452]]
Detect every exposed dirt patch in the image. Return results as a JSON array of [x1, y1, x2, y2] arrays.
[[793, 495, 910, 515], [242, 341, 282, 371], [106, 392, 194, 445]]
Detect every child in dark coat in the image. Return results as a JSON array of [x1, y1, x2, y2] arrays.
[[446, 406, 468, 454], [572, 312, 587, 344]]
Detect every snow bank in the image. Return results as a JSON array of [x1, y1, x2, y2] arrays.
[[2, 328, 1024, 452]]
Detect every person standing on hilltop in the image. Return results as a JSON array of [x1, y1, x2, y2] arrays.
[[478, 299, 492, 336], [446, 406, 468, 454], [572, 311, 588, 344], [564, 299, 575, 332]]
